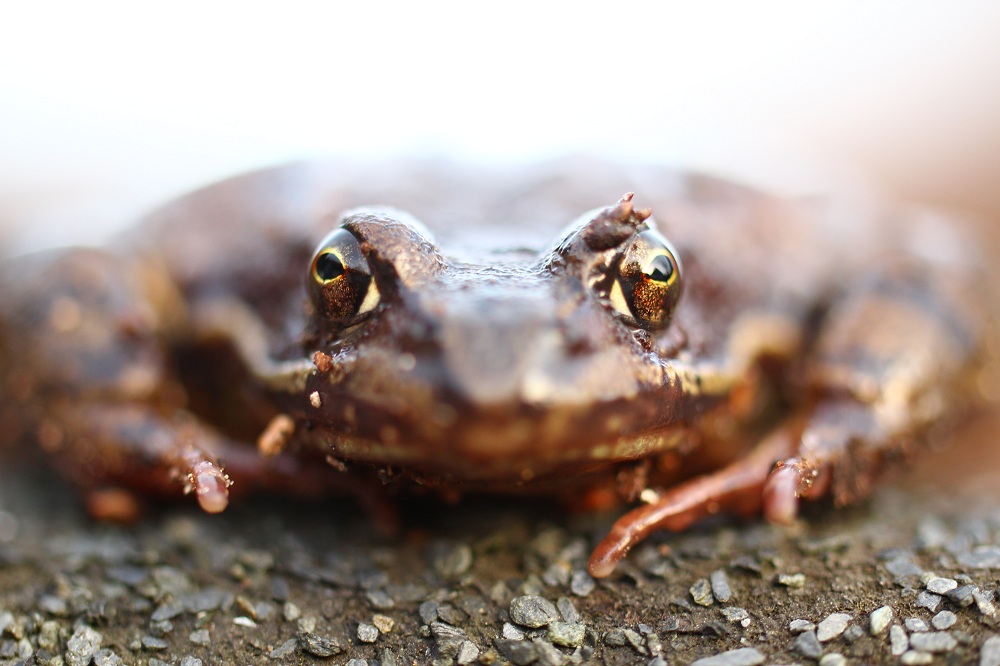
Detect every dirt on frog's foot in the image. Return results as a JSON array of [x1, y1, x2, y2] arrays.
[[2, 416, 1000, 666]]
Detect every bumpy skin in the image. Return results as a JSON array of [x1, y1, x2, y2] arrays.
[[0, 160, 993, 576]]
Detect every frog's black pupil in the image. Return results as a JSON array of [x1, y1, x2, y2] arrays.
[[315, 252, 346, 281], [646, 254, 674, 283]]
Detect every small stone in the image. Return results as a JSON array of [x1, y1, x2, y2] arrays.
[[843, 625, 865, 643], [691, 578, 715, 606], [188, 629, 210, 646], [502, 622, 525, 640], [646, 633, 662, 657], [418, 600, 439, 624], [789, 619, 816, 633], [430, 621, 468, 656], [37, 621, 60, 652], [141, 636, 169, 651], [794, 631, 823, 659], [776, 573, 806, 588], [547, 621, 585, 647], [721, 607, 750, 623], [509, 595, 559, 628], [495, 639, 538, 665], [890, 624, 909, 656], [931, 610, 957, 630], [283, 601, 301, 622], [372, 614, 395, 633], [689, 646, 765, 666], [604, 628, 627, 647], [66, 625, 104, 666], [915, 591, 943, 612], [975, 590, 998, 617], [710, 569, 733, 603], [870, 606, 893, 635], [39, 595, 68, 616], [925, 577, 958, 595], [233, 616, 256, 627], [151, 602, 184, 622], [908, 631, 956, 653], [93, 649, 124, 666], [885, 556, 923, 578], [298, 632, 344, 657], [366, 589, 395, 610], [981, 635, 1000, 666], [556, 597, 580, 623], [570, 570, 595, 597], [946, 584, 978, 607], [430, 542, 473, 578], [357, 622, 379, 643], [819, 654, 846, 666], [268, 639, 297, 659], [455, 640, 479, 665], [624, 628, 647, 655], [900, 651, 934, 665], [905, 618, 930, 632], [817, 613, 851, 642], [179, 658, 202, 666]]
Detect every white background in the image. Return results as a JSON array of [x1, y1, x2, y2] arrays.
[[2, 2, 1000, 254]]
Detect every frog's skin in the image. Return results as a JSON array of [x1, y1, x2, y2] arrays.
[[0, 160, 994, 577]]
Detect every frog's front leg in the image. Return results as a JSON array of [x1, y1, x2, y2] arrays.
[[589, 260, 987, 577]]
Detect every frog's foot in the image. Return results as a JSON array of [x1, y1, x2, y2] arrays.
[[179, 451, 232, 514], [588, 428, 794, 578]]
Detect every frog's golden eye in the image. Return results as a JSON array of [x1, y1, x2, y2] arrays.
[[607, 229, 683, 329], [308, 228, 380, 322]]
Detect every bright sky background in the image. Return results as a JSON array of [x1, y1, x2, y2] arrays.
[[3, 2, 1000, 253]]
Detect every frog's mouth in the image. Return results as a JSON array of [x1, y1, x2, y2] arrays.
[[298, 287, 710, 483]]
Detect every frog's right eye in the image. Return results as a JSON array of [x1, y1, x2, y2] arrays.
[[308, 228, 380, 322]]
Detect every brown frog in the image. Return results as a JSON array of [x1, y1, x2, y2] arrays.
[[0, 160, 994, 577]]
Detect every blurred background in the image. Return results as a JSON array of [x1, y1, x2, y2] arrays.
[[2, 2, 999, 255]]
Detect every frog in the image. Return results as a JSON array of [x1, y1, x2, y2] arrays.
[[0, 159, 994, 578]]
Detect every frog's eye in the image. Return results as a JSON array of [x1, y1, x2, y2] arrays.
[[607, 229, 683, 329], [308, 228, 380, 322]]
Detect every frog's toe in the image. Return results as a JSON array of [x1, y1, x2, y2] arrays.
[[762, 457, 831, 525], [183, 458, 232, 513]]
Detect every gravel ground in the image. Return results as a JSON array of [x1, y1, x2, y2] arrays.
[[1, 412, 999, 666]]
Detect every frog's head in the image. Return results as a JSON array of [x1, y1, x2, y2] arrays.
[[302, 196, 696, 484]]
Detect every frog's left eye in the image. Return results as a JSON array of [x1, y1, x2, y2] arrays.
[[308, 228, 380, 323], [606, 229, 683, 329]]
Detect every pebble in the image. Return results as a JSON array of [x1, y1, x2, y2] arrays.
[[981, 635, 1000, 666], [914, 591, 943, 612], [430, 542, 473, 578], [794, 630, 823, 659], [691, 578, 715, 606], [456, 640, 479, 665], [775, 573, 806, 588], [689, 647, 765, 666], [947, 584, 978, 607], [721, 607, 750, 624], [188, 629, 210, 646], [283, 601, 301, 622], [816, 613, 851, 642], [495, 639, 539, 665], [65, 626, 103, 666], [870, 606, 893, 635], [93, 649, 124, 666], [268, 639, 297, 659], [885, 556, 923, 578], [819, 654, 846, 666], [509, 595, 560, 628], [365, 589, 396, 610], [889, 625, 909, 656], [502, 622, 526, 640], [298, 631, 344, 657], [557, 597, 580, 623], [547, 621, 585, 647], [418, 600, 439, 624], [905, 618, 930, 632], [38, 595, 68, 616], [925, 577, 958, 594], [931, 610, 957, 630], [180, 658, 202, 666], [975, 590, 998, 617], [141, 636, 169, 651], [900, 651, 934, 665], [710, 569, 733, 602], [372, 614, 395, 633], [908, 631, 957, 652], [570, 570, 595, 596], [357, 622, 379, 643], [789, 619, 815, 633]]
